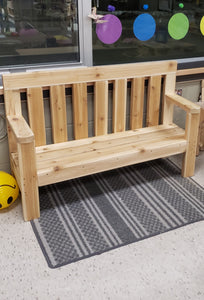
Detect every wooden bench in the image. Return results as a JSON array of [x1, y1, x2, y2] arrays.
[[2, 61, 200, 221]]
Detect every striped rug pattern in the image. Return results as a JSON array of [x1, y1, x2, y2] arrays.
[[31, 159, 204, 268]]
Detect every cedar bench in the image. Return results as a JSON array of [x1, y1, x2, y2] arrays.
[[2, 61, 200, 221]]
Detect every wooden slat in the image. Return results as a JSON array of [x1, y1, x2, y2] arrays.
[[2, 61, 177, 90], [27, 87, 46, 146], [94, 81, 108, 136], [113, 79, 127, 132], [146, 75, 162, 127], [72, 83, 88, 139], [162, 73, 176, 124], [50, 85, 68, 143], [130, 77, 145, 129]]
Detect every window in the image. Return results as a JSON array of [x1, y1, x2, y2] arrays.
[[0, 0, 92, 70], [92, 0, 204, 67]]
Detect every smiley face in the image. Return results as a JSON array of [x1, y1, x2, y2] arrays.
[[0, 172, 19, 210]]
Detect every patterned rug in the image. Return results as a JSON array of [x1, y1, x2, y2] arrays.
[[31, 159, 204, 268]]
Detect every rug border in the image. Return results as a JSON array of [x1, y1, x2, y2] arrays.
[[31, 219, 204, 269]]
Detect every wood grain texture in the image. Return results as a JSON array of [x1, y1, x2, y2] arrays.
[[17, 141, 40, 221], [72, 83, 88, 139], [182, 112, 200, 177], [35, 124, 186, 186], [162, 73, 176, 125], [130, 77, 145, 129], [2, 61, 177, 90], [50, 85, 68, 143], [113, 79, 127, 132], [146, 76, 161, 127], [7, 115, 34, 143], [27, 87, 46, 146], [94, 81, 108, 136]]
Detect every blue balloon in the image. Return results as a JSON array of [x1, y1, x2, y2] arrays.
[[143, 4, 149, 10], [133, 14, 156, 41]]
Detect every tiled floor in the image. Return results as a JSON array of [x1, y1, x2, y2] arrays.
[[0, 153, 204, 300]]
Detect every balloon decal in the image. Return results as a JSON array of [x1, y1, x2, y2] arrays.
[[168, 13, 189, 40], [133, 14, 156, 41], [96, 14, 122, 44], [90, 7, 203, 44], [200, 16, 204, 36]]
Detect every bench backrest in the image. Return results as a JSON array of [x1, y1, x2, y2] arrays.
[[3, 61, 177, 147]]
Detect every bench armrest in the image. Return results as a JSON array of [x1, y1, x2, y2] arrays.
[[165, 93, 200, 114], [7, 115, 34, 143]]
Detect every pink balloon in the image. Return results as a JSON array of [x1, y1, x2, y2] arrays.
[[96, 14, 122, 44]]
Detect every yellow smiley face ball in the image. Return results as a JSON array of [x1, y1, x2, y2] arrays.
[[0, 171, 19, 210]]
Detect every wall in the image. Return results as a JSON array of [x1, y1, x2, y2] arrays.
[[0, 79, 202, 173]]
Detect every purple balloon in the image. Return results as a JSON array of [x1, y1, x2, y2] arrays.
[[96, 14, 122, 44]]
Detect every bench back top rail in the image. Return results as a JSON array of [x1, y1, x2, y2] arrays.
[[3, 61, 177, 147]]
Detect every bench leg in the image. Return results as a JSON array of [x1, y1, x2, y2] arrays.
[[18, 142, 40, 221], [182, 112, 200, 177]]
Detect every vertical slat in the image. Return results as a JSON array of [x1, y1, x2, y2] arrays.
[[4, 90, 22, 153], [130, 77, 145, 129], [27, 87, 46, 146], [162, 73, 176, 124], [18, 141, 40, 221], [146, 75, 162, 127], [94, 81, 108, 136], [50, 85, 68, 143], [182, 112, 200, 177], [72, 83, 88, 139], [113, 79, 127, 133]]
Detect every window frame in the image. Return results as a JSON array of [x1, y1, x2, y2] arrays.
[[0, 0, 93, 74]]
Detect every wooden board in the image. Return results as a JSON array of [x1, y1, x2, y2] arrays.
[[50, 85, 68, 143], [130, 77, 145, 129], [36, 128, 186, 186], [162, 73, 176, 125], [146, 76, 161, 127], [2, 61, 177, 90], [27, 87, 46, 146], [72, 83, 88, 139], [94, 81, 108, 136], [112, 79, 127, 132], [182, 112, 200, 177], [196, 102, 204, 154]]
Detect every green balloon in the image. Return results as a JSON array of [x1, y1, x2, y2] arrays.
[[168, 13, 189, 40]]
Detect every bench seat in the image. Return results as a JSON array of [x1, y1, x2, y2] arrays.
[[11, 124, 186, 188]]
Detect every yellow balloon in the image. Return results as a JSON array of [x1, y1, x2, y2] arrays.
[[0, 171, 19, 210], [200, 16, 204, 36]]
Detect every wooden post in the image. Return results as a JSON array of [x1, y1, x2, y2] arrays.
[[196, 102, 204, 155], [18, 141, 40, 221], [182, 112, 200, 177]]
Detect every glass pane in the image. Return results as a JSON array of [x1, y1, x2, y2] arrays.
[[92, 0, 204, 65], [0, 0, 79, 67]]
